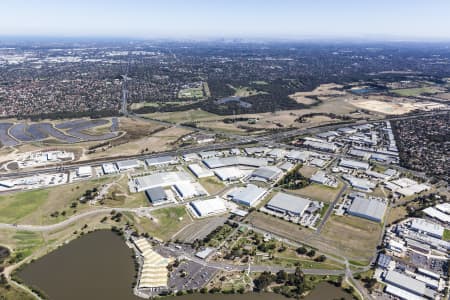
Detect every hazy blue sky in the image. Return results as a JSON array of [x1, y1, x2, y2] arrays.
[[1, 0, 450, 40]]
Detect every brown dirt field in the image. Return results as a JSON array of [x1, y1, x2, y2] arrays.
[[385, 206, 408, 226], [85, 126, 193, 159], [309, 215, 381, 261], [299, 165, 318, 178], [289, 182, 343, 203], [349, 95, 448, 115], [289, 83, 346, 105], [246, 211, 315, 242]]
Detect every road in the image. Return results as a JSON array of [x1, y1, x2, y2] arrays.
[[1, 110, 447, 180], [316, 180, 348, 234], [0, 205, 176, 232]]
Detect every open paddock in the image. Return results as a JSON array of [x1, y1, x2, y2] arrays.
[[289, 182, 343, 203]]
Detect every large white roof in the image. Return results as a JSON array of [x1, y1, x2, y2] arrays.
[[134, 171, 191, 192], [348, 196, 387, 222], [267, 192, 311, 215], [410, 218, 444, 237], [190, 197, 227, 217]]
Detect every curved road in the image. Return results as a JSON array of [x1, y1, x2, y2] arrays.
[[0, 206, 161, 232]]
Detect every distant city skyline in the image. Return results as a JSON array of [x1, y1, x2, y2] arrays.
[[2, 0, 450, 41]]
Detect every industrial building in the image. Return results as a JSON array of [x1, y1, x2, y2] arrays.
[[384, 270, 435, 300], [116, 159, 140, 172], [133, 171, 191, 192], [347, 194, 387, 222], [409, 219, 444, 239], [423, 207, 450, 224], [310, 170, 338, 187], [102, 163, 118, 174], [228, 184, 267, 207], [188, 163, 214, 178], [278, 161, 294, 172], [190, 197, 227, 218], [266, 192, 312, 216], [214, 167, 244, 182], [339, 158, 369, 170], [145, 187, 168, 205], [76, 166, 92, 177], [249, 166, 282, 182], [342, 174, 375, 191], [285, 150, 310, 162], [202, 156, 268, 169], [174, 182, 206, 199], [303, 137, 338, 152], [145, 156, 177, 167]]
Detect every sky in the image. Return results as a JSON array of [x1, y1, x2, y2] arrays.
[[1, 0, 450, 40]]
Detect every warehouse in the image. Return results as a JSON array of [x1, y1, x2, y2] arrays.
[[202, 156, 268, 169], [145, 156, 177, 167], [339, 158, 369, 170], [188, 163, 214, 178], [214, 167, 244, 181], [310, 170, 338, 188], [285, 150, 310, 162], [116, 159, 140, 172], [279, 161, 294, 172], [266, 192, 312, 217], [347, 195, 387, 222], [133, 171, 191, 192], [384, 270, 435, 299], [145, 187, 168, 205], [303, 138, 337, 152], [228, 184, 267, 207], [249, 166, 282, 182], [190, 197, 227, 218], [342, 174, 375, 191], [410, 219, 444, 239], [423, 207, 450, 224], [102, 163, 118, 174], [76, 166, 92, 177], [174, 182, 206, 199]]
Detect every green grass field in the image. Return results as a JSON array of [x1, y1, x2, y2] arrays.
[[443, 229, 450, 241], [0, 190, 49, 223], [139, 206, 192, 240], [10, 231, 44, 263], [198, 177, 225, 194], [390, 87, 440, 97], [178, 87, 204, 99]]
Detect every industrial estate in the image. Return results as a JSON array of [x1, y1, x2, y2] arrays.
[[0, 36, 449, 300]]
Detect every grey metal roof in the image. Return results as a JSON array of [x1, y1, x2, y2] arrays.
[[145, 187, 167, 202], [203, 156, 268, 169], [348, 197, 386, 222], [384, 270, 426, 296], [116, 159, 139, 168], [251, 166, 282, 180], [267, 192, 311, 215], [230, 184, 267, 206], [377, 253, 391, 268]]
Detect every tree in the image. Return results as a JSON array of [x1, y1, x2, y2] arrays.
[[306, 249, 316, 257], [296, 246, 307, 255], [276, 270, 288, 284], [253, 271, 274, 291]]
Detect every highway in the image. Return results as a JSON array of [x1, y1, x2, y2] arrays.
[[1, 110, 447, 180]]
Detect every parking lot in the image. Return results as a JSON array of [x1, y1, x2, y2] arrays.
[[169, 260, 217, 291]]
